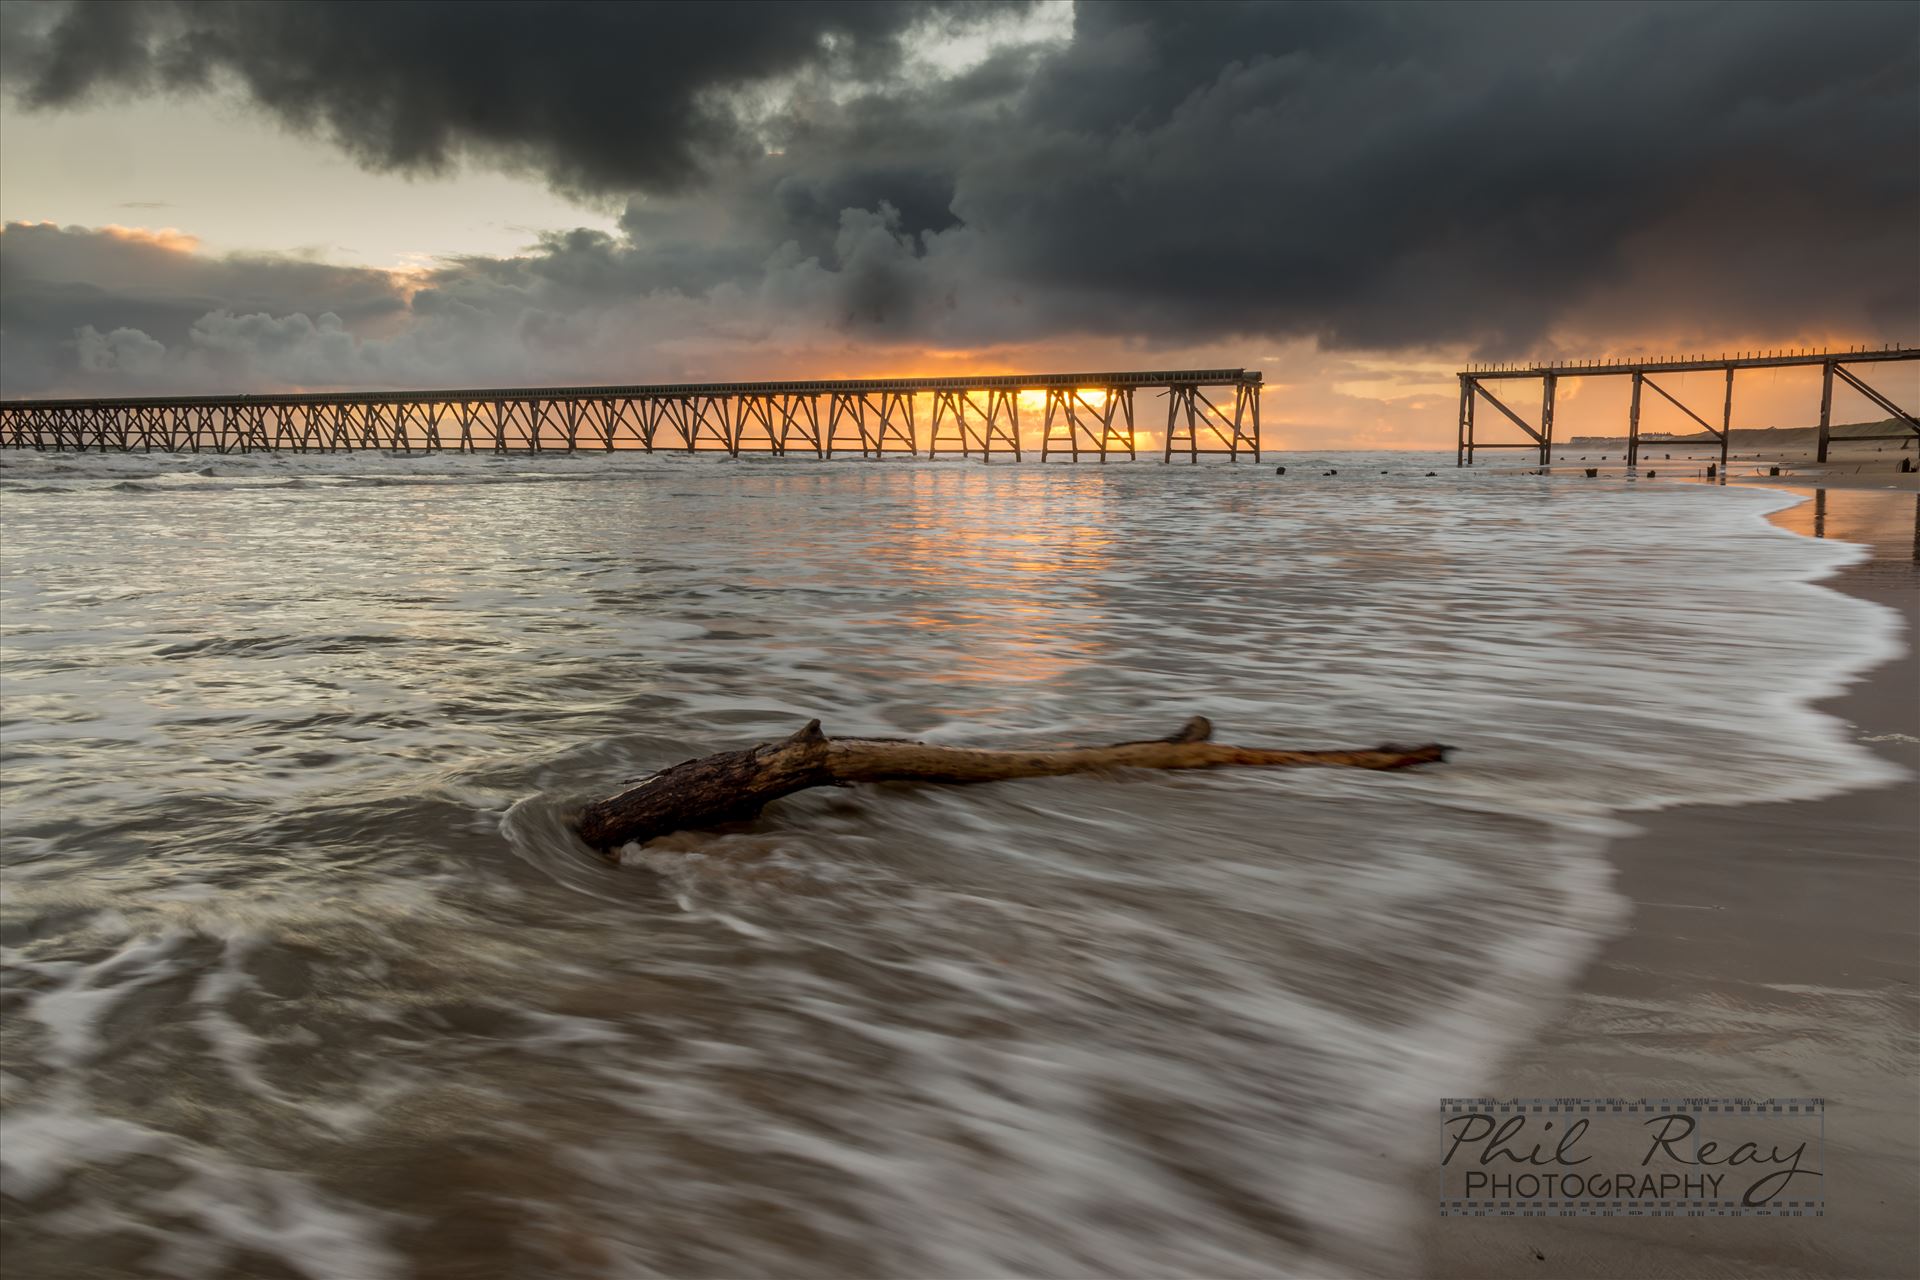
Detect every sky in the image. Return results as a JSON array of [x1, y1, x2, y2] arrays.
[[0, 0, 1914, 448]]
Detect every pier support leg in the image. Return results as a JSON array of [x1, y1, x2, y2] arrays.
[[1721, 366, 1734, 472], [1246, 384, 1260, 463], [1465, 379, 1476, 466], [1539, 374, 1556, 467], [1817, 362, 1834, 464], [1455, 376, 1471, 466], [1627, 372, 1643, 469]]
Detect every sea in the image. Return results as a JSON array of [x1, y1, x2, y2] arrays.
[[0, 449, 1903, 1278]]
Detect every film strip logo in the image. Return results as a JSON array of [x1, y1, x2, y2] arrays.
[[1438, 1098, 1824, 1218]]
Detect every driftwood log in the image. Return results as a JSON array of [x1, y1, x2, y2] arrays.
[[576, 717, 1447, 852]]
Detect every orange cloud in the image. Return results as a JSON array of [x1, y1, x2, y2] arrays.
[[96, 224, 201, 254]]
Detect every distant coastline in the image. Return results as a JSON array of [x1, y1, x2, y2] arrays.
[[1563, 416, 1908, 449]]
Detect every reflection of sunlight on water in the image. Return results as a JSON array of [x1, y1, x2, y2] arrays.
[[1765, 486, 1920, 560], [855, 469, 1122, 687]]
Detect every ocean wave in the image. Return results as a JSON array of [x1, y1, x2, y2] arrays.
[[0, 458, 1902, 1277]]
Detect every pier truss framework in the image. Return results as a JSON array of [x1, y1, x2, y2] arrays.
[[1455, 347, 1919, 467], [0, 370, 1262, 463]]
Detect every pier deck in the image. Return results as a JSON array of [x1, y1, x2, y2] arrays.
[[0, 369, 1262, 463], [1456, 346, 1919, 467]]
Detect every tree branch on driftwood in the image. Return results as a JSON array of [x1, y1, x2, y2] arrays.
[[575, 717, 1448, 853]]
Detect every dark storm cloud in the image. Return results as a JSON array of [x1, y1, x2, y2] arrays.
[[1, 0, 1914, 394], [0, 0, 1016, 194], [0, 223, 413, 390], [0, 223, 404, 337], [938, 0, 1918, 351]]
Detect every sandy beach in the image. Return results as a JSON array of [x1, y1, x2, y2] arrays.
[[1426, 485, 1920, 1279]]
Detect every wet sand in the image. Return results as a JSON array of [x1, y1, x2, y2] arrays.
[[1727, 470, 1920, 494], [1426, 487, 1920, 1279]]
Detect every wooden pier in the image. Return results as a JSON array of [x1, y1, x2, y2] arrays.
[[1455, 346, 1919, 467], [0, 370, 1262, 463]]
